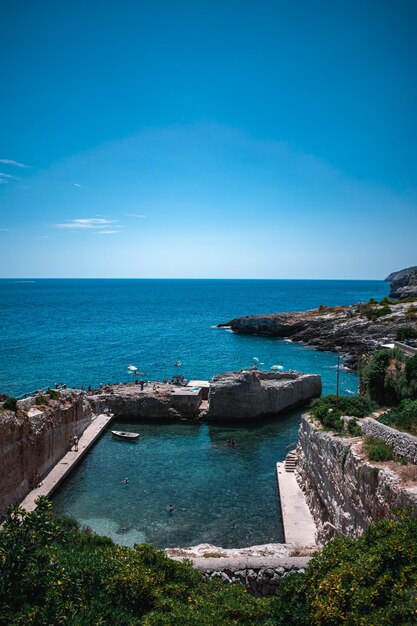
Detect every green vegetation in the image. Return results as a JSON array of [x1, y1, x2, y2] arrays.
[[360, 298, 392, 321], [1, 500, 416, 625], [47, 389, 60, 400], [364, 436, 394, 462], [360, 350, 417, 407], [405, 305, 417, 318], [346, 419, 362, 437], [35, 395, 49, 406], [309, 395, 376, 432], [380, 399, 417, 435], [396, 326, 417, 341], [1, 396, 17, 412]]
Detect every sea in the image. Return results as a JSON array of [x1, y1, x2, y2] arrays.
[[0, 278, 389, 397], [1, 279, 390, 548]]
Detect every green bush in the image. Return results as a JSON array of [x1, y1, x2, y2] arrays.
[[35, 395, 49, 406], [1, 501, 416, 625], [395, 326, 417, 341], [47, 389, 60, 401], [1, 396, 17, 412], [310, 395, 376, 432], [347, 419, 362, 437], [303, 514, 417, 625], [364, 436, 394, 461], [360, 349, 408, 406], [360, 300, 392, 321], [380, 399, 417, 435], [405, 354, 417, 399], [0, 498, 277, 626]]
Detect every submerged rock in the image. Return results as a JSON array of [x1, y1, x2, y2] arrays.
[[205, 369, 321, 419]]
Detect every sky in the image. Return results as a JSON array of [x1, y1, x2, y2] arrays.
[[0, 0, 416, 279]]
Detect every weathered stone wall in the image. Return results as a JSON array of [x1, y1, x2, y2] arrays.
[[0, 392, 93, 516], [296, 414, 417, 543], [192, 557, 310, 597], [360, 417, 417, 463], [206, 370, 322, 419], [88, 386, 181, 420]]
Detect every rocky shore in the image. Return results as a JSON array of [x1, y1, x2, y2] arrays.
[[218, 268, 417, 369]]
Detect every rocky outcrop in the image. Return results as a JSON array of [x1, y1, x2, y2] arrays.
[[296, 414, 417, 543], [218, 300, 417, 368], [205, 370, 321, 419], [0, 391, 93, 516], [386, 266, 417, 299], [88, 383, 184, 420]]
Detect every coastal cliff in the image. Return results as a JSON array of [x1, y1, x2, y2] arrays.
[[205, 370, 321, 419], [0, 391, 93, 516], [296, 414, 417, 543], [386, 266, 417, 299]]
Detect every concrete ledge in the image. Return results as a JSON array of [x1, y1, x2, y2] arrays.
[[276, 462, 317, 546]]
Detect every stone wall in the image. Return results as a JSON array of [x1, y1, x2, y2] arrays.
[[0, 391, 93, 516], [192, 556, 310, 597], [296, 414, 417, 543], [206, 370, 322, 419], [360, 417, 417, 463]]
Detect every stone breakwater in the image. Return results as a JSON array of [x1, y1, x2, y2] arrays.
[[218, 299, 417, 368], [296, 414, 417, 543], [204, 370, 321, 419]]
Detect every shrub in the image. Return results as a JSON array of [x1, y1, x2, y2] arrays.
[[35, 395, 49, 406], [364, 435, 394, 461], [304, 514, 417, 625], [360, 300, 392, 321], [405, 354, 417, 399], [47, 389, 60, 401], [347, 419, 362, 437], [380, 399, 417, 435], [405, 305, 417, 318], [2, 396, 17, 412], [310, 395, 377, 432], [395, 326, 417, 341], [360, 349, 408, 406]]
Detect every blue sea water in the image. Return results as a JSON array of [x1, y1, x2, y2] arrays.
[[0, 279, 388, 397], [2, 279, 389, 547]]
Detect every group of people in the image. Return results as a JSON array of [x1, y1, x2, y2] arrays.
[[227, 438, 236, 447]]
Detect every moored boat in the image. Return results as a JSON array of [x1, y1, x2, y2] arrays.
[[111, 430, 140, 441]]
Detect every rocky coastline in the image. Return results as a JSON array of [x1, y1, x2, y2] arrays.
[[218, 268, 417, 369]]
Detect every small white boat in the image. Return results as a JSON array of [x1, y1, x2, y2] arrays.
[[112, 430, 140, 441]]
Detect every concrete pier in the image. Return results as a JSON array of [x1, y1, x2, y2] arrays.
[[276, 462, 316, 547], [20, 413, 113, 512]]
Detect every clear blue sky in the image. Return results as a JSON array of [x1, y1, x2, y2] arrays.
[[0, 0, 416, 278]]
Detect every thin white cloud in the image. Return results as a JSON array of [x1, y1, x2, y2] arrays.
[[97, 230, 121, 234], [124, 213, 146, 218], [54, 218, 116, 230], [0, 228, 10, 232], [0, 158, 29, 168], [0, 172, 16, 179], [73, 183, 82, 187]]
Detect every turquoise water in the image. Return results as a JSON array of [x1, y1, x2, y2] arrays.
[[53, 412, 304, 548], [0, 279, 388, 397], [2, 279, 389, 547]]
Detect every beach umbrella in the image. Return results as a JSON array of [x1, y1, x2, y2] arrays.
[[127, 365, 138, 371], [271, 365, 285, 371]]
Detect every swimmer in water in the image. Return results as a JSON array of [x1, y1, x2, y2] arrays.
[[122, 478, 129, 484], [168, 504, 174, 513]]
